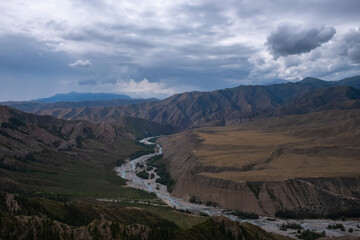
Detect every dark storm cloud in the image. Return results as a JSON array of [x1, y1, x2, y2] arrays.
[[343, 28, 360, 63], [266, 25, 336, 58], [0, 35, 72, 74], [1, 0, 360, 101]]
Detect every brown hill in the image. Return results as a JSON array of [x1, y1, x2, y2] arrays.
[[0, 105, 173, 194], [273, 86, 360, 115], [158, 109, 360, 217], [12, 75, 360, 129]]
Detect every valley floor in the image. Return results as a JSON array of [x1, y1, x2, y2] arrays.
[[115, 137, 360, 239]]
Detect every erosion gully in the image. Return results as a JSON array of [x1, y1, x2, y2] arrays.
[[101, 137, 360, 238]]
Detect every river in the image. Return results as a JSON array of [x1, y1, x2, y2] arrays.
[[114, 137, 360, 238]]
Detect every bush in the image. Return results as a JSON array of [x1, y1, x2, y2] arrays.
[[115, 159, 125, 166], [205, 201, 217, 207], [296, 229, 325, 240], [136, 163, 144, 168], [327, 224, 345, 231], [189, 196, 202, 204], [136, 171, 149, 179], [230, 210, 259, 219], [285, 222, 303, 230], [129, 148, 155, 160], [147, 154, 175, 192]]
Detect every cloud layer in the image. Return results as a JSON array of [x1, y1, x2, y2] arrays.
[[0, 0, 359, 100], [69, 59, 92, 68], [266, 25, 336, 58]]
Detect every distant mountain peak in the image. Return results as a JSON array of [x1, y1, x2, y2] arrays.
[[34, 92, 132, 103], [300, 77, 323, 83]]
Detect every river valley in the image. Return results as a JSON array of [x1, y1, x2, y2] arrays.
[[114, 137, 360, 239]]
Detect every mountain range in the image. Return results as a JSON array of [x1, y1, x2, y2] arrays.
[[34, 91, 133, 103], [1, 75, 360, 239], [7, 76, 359, 130]]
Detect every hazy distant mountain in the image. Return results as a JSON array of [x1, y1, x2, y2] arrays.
[[34, 91, 132, 103], [0, 98, 158, 113], [261, 79, 290, 85], [24, 75, 359, 128]]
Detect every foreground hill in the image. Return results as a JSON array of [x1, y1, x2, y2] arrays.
[[158, 108, 360, 217], [15, 76, 360, 129]]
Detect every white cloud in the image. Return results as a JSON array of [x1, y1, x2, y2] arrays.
[[69, 59, 92, 68], [115, 78, 176, 98], [0, 0, 360, 96]]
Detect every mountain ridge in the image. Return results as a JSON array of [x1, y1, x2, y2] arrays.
[[2, 75, 360, 130], [34, 91, 133, 103], [15, 75, 359, 129]]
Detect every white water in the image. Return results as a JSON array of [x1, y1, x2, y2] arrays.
[[114, 137, 360, 238]]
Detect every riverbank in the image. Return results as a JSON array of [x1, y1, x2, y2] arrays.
[[115, 137, 360, 238]]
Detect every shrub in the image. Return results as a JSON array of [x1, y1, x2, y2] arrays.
[[230, 210, 259, 219], [296, 229, 326, 240], [136, 171, 149, 179]]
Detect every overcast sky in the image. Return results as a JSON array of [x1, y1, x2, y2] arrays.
[[1, 0, 360, 101]]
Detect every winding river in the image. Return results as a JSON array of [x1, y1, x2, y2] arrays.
[[114, 137, 360, 238]]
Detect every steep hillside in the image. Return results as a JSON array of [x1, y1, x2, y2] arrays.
[[0, 105, 292, 240], [273, 86, 360, 115], [15, 75, 360, 129], [0, 105, 172, 196], [158, 109, 360, 217], [0, 191, 290, 240]]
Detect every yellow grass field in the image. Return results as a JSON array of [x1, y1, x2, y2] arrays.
[[192, 126, 360, 182]]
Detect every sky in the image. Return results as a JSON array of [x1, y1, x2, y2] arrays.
[[0, 0, 360, 101]]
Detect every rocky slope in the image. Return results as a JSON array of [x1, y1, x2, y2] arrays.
[[0, 105, 173, 194], [0, 191, 291, 240], [158, 109, 360, 217], [10, 76, 360, 130], [272, 86, 360, 116]]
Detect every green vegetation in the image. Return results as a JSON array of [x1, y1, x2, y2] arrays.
[[0, 190, 289, 240], [129, 147, 155, 160], [136, 170, 150, 179], [279, 222, 303, 231], [246, 182, 261, 200], [9, 117, 27, 128], [147, 154, 175, 192], [205, 201, 217, 207], [189, 196, 202, 204], [327, 223, 345, 231], [148, 137, 158, 143], [295, 229, 326, 240], [275, 208, 360, 220], [136, 162, 145, 168], [230, 210, 259, 219], [0, 138, 157, 200]]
